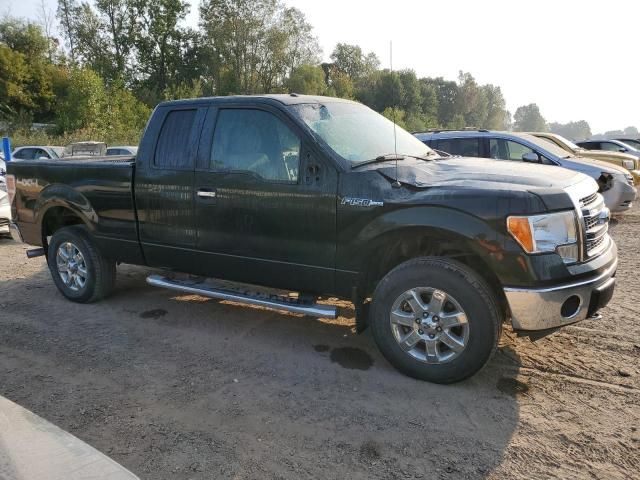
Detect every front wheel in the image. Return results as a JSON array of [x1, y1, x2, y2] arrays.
[[370, 257, 502, 383], [47, 226, 116, 303]]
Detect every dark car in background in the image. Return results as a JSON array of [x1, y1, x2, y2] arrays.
[[415, 130, 637, 213], [106, 146, 138, 156]]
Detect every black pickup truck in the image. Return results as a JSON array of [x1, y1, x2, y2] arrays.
[[6, 95, 618, 383]]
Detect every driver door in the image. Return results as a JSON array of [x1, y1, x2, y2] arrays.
[[192, 105, 338, 294]]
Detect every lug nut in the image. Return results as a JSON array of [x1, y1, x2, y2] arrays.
[[418, 329, 424, 335], [423, 312, 429, 318], [415, 318, 421, 325], [433, 315, 440, 322], [436, 326, 442, 332]]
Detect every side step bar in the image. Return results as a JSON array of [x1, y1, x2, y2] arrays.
[[146, 274, 337, 319]]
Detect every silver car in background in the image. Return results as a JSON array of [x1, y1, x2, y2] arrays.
[[415, 130, 637, 213], [12, 145, 64, 160]]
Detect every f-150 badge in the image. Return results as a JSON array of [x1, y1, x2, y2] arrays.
[[341, 197, 384, 207]]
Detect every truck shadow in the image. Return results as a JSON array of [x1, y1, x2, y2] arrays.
[[0, 260, 523, 479]]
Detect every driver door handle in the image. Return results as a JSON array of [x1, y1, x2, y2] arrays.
[[197, 189, 217, 199]]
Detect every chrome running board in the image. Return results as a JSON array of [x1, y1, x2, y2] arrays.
[[146, 274, 337, 319]]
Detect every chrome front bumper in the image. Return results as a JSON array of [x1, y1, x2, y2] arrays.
[[9, 222, 23, 242], [504, 255, 618, 331]]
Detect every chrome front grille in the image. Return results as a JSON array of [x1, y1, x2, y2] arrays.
[[579, 192, 610, 258], [580, 192, 598, 207]]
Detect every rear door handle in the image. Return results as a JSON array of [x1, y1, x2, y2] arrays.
[[197, 189, 216, 198]]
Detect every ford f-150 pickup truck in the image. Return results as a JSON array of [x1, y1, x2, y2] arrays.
[[6, 95, 618, 383]]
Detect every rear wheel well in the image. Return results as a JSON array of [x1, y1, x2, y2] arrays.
[[41, 207, 85, 249], [360, 232, 508, 321]]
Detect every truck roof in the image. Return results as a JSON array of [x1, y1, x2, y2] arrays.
[[159, 94, 358, 108]]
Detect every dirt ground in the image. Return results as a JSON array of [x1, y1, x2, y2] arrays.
[[0, 205, 639, 480]]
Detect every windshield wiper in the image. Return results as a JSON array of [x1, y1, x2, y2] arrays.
[[404, 152, 437, 161], [351, 153, 405, 169]]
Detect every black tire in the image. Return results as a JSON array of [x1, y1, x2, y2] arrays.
[[370, 257, 502, 384], [47, 225, 116, 303]]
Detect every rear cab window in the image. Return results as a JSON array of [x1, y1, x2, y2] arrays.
[[154, 109, 198, 169]]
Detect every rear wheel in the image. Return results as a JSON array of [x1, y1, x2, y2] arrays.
[[370, 257, 502, 383], [47, 226, 116, 303]]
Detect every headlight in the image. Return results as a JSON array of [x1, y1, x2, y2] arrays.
[[623, 159, 635, 170], [507, 210, 578, 263]]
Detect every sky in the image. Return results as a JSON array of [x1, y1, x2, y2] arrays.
[[3, 0, 639, 133]]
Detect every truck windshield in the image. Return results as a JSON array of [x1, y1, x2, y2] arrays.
[[289, 102, 433, 165]]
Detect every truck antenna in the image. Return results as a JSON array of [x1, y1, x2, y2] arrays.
[[390, 40, 401, 188]]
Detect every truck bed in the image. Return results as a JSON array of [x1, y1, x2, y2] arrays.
[[8, 156, 142, 263]]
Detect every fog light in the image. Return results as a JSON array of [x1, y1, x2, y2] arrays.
[[561, 295, 581, 318]]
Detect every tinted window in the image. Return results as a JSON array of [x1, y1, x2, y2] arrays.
[[33, 148, 49, 159], [579, 142, 599, 150], [155, 109, 197, 168], [14, 148, 36, 160], [489, 139, 537, 161], [600, 141, 624, 152], [211, 109, 300, 182], [436, 138, 480, 157]]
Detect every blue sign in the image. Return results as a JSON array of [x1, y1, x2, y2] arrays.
[[2, 137, 11, 161]]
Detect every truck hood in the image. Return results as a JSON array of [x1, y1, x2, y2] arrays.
[[376, 157, 590, 191]]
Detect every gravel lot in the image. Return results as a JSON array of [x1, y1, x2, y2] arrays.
[[1, 205, 639, 480]]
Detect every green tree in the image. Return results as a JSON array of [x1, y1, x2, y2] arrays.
[[330, 43, 379, 81], [382, 107, 407, 130], [549, 120, 592, 140], [482, 84, 509, 130], [0, 45, 33, 120], [287, 64, 326, 95], [56, 68, 107, 132], [421, 77, 459, 127], [327, 70, 354, 99], [0, 19, 58, 122], [200, 0, 320, 95], [130, 0, 190, 100], [95, 0, 135, 78], [57, 0, 79, 62], [417, 80, 439, 127], [513, 103, 547, 132], [455, 71, 487, 128]]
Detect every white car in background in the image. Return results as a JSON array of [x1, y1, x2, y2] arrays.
[[12, 145, 64, 160], [1, 153, 10, 235], [0, 175, 9, 235]]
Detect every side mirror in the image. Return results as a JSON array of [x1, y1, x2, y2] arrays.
[[618, 148, 627, 153], [522, 152, 540, 163]]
